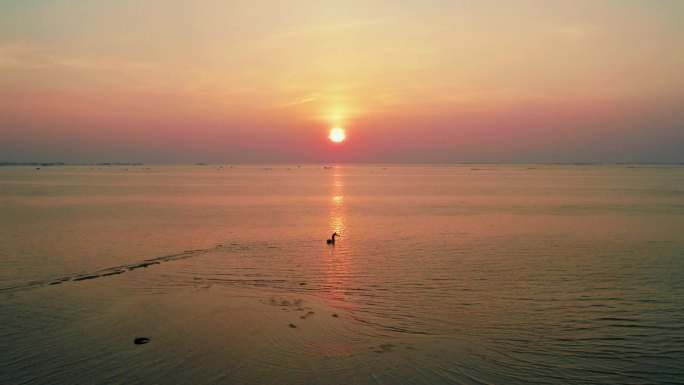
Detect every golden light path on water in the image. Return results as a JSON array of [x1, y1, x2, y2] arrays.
[[324, 169, 354, 312], [329, 170, 345, 235]]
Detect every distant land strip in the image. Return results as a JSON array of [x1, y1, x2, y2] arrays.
[[2, 162, 683, 167], [0, 162, 144, 166]]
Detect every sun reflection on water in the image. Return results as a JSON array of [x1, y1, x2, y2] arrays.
[[328, 173, 345, 236], [323, 169, 356, 310]]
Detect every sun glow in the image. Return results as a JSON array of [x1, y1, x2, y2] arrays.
[[329, 128, 346, 143]]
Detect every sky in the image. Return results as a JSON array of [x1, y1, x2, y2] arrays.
[[1, 0, 683, 163]]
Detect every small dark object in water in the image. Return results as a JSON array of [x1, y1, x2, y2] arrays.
[[373, 343, 395, 353], [288, 323, 297, 328], [134, 337, 150, 345], [326, 232, 339, 245], [299, 282, 306, 285], [332, 313, 339, 318]]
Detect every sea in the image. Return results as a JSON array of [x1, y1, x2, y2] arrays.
[[1, 164, 683, 384]]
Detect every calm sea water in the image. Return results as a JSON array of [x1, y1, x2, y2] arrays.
[[1, 164, 683, 384]]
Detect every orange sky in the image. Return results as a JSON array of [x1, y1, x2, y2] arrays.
[[1, 0, 683, 163]]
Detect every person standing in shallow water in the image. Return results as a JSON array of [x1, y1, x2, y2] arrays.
[[327, 233, 339, 245]]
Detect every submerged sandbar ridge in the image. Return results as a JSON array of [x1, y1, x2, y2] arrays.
[[0, 243, 242, 294]]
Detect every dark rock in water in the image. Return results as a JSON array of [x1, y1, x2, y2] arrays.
[[332, 313, 339, 318], [134, 337, 150, 345], [288, 323, 297, 328]]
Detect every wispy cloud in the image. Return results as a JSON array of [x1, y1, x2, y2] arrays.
[[264, 17, 391, 41], [550, 25, 598, 40], [0, 42, 157, 72], [0, 42, 34, 67], [273, 97, 318, 109]]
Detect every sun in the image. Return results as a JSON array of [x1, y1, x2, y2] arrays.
[[329, 127, 346, 143]]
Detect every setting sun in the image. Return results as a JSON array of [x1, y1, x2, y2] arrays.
[[329, 128, 346, 143]]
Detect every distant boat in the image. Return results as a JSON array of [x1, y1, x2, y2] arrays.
[[327, 232, 339, 245]]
